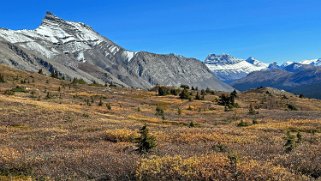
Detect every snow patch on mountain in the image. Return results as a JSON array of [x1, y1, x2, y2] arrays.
[[300, 58, 321, 66], [123, 51, 136, 62], [76, 51, 86, 62]]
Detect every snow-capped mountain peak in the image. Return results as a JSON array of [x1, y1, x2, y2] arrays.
[[281, 61, 294, 68], [300, 58, 321, 66], [205, 53, 268, 82], [37, 11, 106, 46], [274, 58, 321, 72], [246, 57, 268, 68], [0, 12, 132, 60]]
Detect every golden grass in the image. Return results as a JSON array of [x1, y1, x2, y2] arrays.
[[248, 119, 321, 133], [0, 95, 82, 112], [0, 65, 320, 180], [171, 128, 258, 144], [0, 147, 21, 162], [105, 129, 139, 142], [0, 176, 33, 181], [136, 154, 303, 181], [127, 114, 162, 124]]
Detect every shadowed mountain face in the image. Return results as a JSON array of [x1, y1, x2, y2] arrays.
[[0, 12, 233, 91], [232, 66, 321, 99]]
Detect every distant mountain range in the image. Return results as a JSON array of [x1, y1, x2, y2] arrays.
[[205, 53, 321, 98], [0, 12, 233, 92]]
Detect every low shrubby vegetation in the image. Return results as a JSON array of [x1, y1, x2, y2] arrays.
[[136, 154, 305, 181], [105, 129, 139, 142], [0, 65, 320, 180]]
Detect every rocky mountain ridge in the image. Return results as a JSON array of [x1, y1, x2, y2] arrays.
[[0, 12, 233, 91]]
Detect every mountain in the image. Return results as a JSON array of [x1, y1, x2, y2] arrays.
[[0, 12, 233, 91], [300, 58, 321, 66], [206, 54, 321, 98], [232, 65, 321, 99], [204, 54, 268, 83]]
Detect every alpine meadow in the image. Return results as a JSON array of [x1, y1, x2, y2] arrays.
[[0, 1, 321, 181]]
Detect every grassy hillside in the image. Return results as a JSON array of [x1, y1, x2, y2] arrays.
[[0, 65, 320, 180]]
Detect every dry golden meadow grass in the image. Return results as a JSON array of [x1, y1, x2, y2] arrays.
[[0, 64, 320, 180]]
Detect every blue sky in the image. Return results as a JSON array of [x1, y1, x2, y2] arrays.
[[1, 0, 321, 63]]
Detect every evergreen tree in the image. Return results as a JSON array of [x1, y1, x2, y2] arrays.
[[158, 86, 169, 96], [218, 94, 230, 106], [177, 108, 182, 115], [296, 132, 302, 143], [189, 121, 195, 128], [201, 89, 206, 96], [46, 92, 51, 99], [206, 87, 211, 93], [98, 97, 103, 106], [284, 131, 296, 153], [180, 85, 190, 90], [0, 74, 5, 83], [230, 90, 237, 105], [106, 103, 112, 110], [248, 104, 256, 115], [155, 106, 164, 116], [195, 92, 201, 100], [137, 125, 157, 154], [231, 90, 237, 98], [179, 88, 191, 99]]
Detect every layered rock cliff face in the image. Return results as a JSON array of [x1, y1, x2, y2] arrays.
[[0, 12, 233, 91]]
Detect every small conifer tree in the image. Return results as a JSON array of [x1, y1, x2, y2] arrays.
[[195, 92, 201, 100], [106, 103, 112, 110], [137, 125, 156, 154], [228, 153, 238, 180], [189, 121, 195, 128], [296, 132, 302, 143], [98, 98, 103, 106], [248, 104, 256, 115], [0, 74, 5, 83], [179, 88, 191, 100], [284, 131, 296, 153], [155, 106, 164, 116], [46, 92, 51, 99], [177, 108, 182, 115]]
